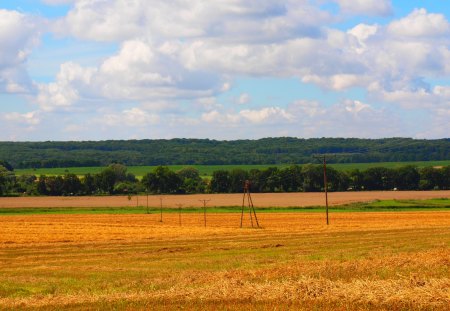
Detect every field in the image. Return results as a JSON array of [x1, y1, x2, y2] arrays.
[[1, 191, 450, 210], [0, 192, 449, 310], [13, 160, 450, 178]]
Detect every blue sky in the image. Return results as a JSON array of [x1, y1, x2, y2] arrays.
[[0, 0, 449, 140]]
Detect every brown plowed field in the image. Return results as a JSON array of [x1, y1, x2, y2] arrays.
[[0, 190, 449, 208]]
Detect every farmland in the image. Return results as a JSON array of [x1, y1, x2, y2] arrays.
[[13, 160, 450, 178], [0, 192, 449, 310], [1, 190, 450, 210]]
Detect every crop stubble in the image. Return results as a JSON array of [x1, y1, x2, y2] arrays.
[[0, 209, 449, 310]]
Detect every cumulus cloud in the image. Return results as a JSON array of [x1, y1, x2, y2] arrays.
[[4, 111, 41, 125], [101, 107, 159, 127], [0, 9, 41, 94], [42, 1, 450, 115], [201, 106, 293, 125], [52, 0, 330, 42], [388, 9, 450, 37], [2, 1, 449, 139], [335, 0, 392, 16], [36, 40, 224, 111]]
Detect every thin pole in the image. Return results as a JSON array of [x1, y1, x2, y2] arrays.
[[241, 180, 260, 228], [146, 191, 149, 214], [159, 197, 163, 222], [323, 156, 329, 225], [313, 154, 335, 225], [248, 193, 260, 228], [240, 190, 246, 228], [199, 199, 210, 227], [176, 204, 183, 226]]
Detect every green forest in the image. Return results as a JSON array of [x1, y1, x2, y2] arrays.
[[0, 137, 448, 169]]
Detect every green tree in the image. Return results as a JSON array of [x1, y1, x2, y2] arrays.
[[177, 167, 205, 193], [362, 167, 395, 190], [348, 169, 364, 190], [441, 166, 450, 190], [108, 163, 128, 182], [301, 164, 323, 192], [229, 169, 249, 193], [82, 173, 96, 195], [63, 174, 82, 195], [142, 166, 182, 194], [96, 168, 116, 194], [0, 160, 13, 171], [279, 165, 303, 192], [210, 170, 231, 193], [419, 167, 443, 190], [37, 175, 47, 195], [0, 165, 8, 196], [14, 174, 37, 195], [394, 166, 420, 190]]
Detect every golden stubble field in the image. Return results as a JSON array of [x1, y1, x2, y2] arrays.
[[0, 207, 449, 310]]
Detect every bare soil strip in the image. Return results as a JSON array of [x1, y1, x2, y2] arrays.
[[0, 190, 449, 208]]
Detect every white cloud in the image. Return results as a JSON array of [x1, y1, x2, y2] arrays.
[[101, 107, 159, 127], [388, 9, 450, 37], [201, 106, 293, 125], [240, 107, 293, 123], [0, 9, 41, 94], [53, 0, 330, 43], [237, 93, 251, 105], [41, 0, 76, 5], [36, 62, 95, 111], [4, 111, 41, 125], [36, 40, 224, 111], [335, 0, 392, 16], [2, 2, 450, 140]]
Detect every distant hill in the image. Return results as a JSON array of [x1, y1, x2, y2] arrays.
[[0, 137, 448, 169]]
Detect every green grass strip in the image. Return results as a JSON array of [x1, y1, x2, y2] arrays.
[[0, 199, 448, 216]]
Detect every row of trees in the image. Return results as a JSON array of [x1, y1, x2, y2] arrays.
[[1, 163, 449, 196], [210, 165, 450, 193], [1, 137, 448, 168]]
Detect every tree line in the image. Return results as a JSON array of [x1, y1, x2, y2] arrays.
[[1, 162, 449, 197], [0, 137, 448, 169]]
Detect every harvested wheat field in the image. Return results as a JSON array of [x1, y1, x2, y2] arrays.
[[1, 190, 450, 208], [0, 210, 449, 310]]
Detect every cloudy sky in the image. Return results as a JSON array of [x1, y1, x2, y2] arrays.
[[0, 0, 449, 141]]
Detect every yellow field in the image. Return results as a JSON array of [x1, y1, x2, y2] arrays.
[[0, 211, 449, 310]]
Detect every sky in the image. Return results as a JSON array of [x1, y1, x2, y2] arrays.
[[0, 0, 449, 141]]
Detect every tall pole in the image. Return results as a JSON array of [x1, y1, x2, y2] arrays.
[[313, 154, 335, 225], [146, 191, 149, 214], [159, 197, 163, 222], [176, 204, 183, 226], [323, 156, 329, 226], [199, 199, 210, 227]]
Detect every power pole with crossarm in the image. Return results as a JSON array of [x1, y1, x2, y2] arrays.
[[313, 154, 336, 225]]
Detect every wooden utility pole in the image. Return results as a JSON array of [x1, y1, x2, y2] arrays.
[[241, 180, 260, 228], [176, 204, 183, 226], [313, 154, 336, 225], [159, 197, 163, 222], [199, 199, 210, 227]]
